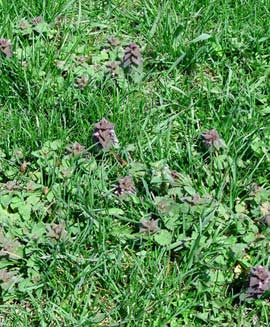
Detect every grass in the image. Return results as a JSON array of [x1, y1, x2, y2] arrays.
[[0, 0, 270, 325]]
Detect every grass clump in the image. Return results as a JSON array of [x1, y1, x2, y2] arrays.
[[0, 0, 270, 326]]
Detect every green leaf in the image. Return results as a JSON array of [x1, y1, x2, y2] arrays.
[[261, 106, 270, 115], [0, 194, 12, 207], [230, 243, 247, 258], [163, 216, 179, 231], [129, 162, 147, 177], [184, 186, 196, 195], [18, 278, 37, 292], [235, 203, 246, 213], [195, 312, 209, 322], [26, 194, 40, 206], [31, 222, 46, 238], [10, 197, 24, 210], [190, 33, 211, 43], [18, 204, 31, 220], [33, 22, 50, 34], [154, 230, 172, 246], [89, 313, 106, 323], [46, 191, 54, 202], [92, 50, 108, 63], [100, 208, 125, 217]]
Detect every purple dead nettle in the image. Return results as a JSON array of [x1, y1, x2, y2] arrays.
[[201, 128, 226, 150], [247, 266, 270, 298], [122, 43, 142, 69], [19, 19, 31, 30], [32, 16, 43, 25], [0, 38, 13, 58], [139, 219, 159, 233], [65, 141, 86, 157], [0, 229, 22, 257], [54, 15, 68, 25], [76, 55, 89, 65], [262, 214, 270, 226], [0, 270, 18, 283], [93, 118, 119, 150], [46, 221, 67, 241], [75, 76, 89, 89], [106, 61, 121, 78], [170, 170, 181, 182], [115, 176, 136, 197], [182, 194, 201, 205], [249, 183, 263, 196], [4, 181, 20, 191], [107, 37, 120, 47]]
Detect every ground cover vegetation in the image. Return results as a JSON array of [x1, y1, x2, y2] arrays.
[[0, 0, 270, 325]]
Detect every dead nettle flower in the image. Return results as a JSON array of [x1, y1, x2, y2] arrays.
[[76, 55, 90, 65], [182, 194, 201, 205], [65, 141, 86, 157], [201, 129, 226, 150], [55, 60, 67, 70], [93, 118, 119, 150], [20, 160, 27, 173], [32, 16, 43, 25], [260, 202, 270, 216], [0, 269, 18, 283], [170, 170, 181, 182], [260, 202, 270, 226], [139, 219, 159, 233], [4, 181, 20, 191], [54, 15, 68, 25], [115, 176, 136, 197], [26, 181, 40, 193], [0, 38, 13, 58], [55, 60, 70, 78], [107, 36, 120, 47], [249, 183, 264, 196], [19, 19, 31, 30], [61, 168, 73, 178], [46, 221, 67, 241], [75, 75, 89, 89], [247, 266, 270, 298], [0, 230, 22, 259], [14, 148, 24, 159], [262, 214, 270, 226], [105, 61, 121, 77], [122, 43, 142, 69], [43, 186, 49, 195]]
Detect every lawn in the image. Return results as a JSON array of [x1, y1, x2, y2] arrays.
[[0, 0, 270, 326]]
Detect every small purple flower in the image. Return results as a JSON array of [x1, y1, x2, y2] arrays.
[[93, 118, 119, 150], [247, 266, 270, 298], [105, 61, 121, 78], [262, 214, 270, 226], [170, 170, 181, 181], [65, 141, 86, 157], [75, 76, 89, 89], [19, 19, 31, 30], [76, 55, 90, 65], [46, 221, 67, 240], [107, 37, 120, 47], [0, 38, 13, 58], [54, 15, 68, 25], [0, 269, 18, 283], [182, 194, 201, 205], [122, 43, 142, 69], [32, 16, 43, 25], [139, 219, 159, 233], [4, 180, 20, 191], [115, 176, 136, 197], [201, 129, 226, 150]]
